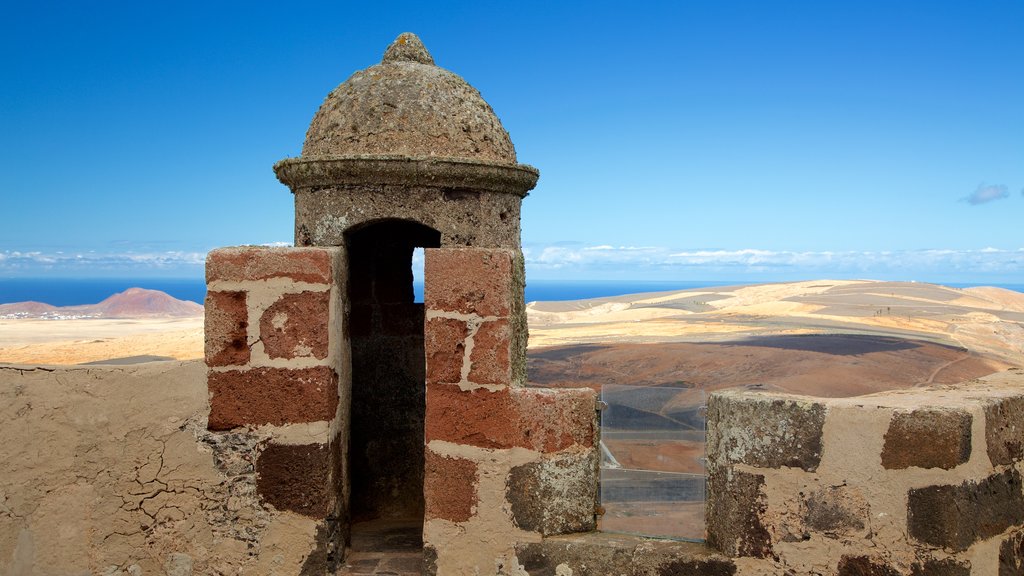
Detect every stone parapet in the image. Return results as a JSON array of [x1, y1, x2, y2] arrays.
[[705, 369, 1024, 575], [422, 247, 600, 574]]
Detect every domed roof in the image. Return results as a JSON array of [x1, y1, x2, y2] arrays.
[[301, 33, 518, 164]]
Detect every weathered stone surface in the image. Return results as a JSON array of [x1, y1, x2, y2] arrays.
[[206, 246, 332, 284], [515, 538, 634, 575], [908, 469, 1024, 551], [507, 450, 597, 535], [803, 485, 868, 536], [425, 248, 516, 317], [910, 558, 971, 576], [424, 317, 467, 385], [208, 366, 339, 430], [468, 318, 511, 386], [881, 409, 971, 470], [256, 443, 331, 517], [298, 33, 516, 164], [985, 396, 1024, 466], [837, 556, 901, 576], [706, 392, 826, 472], [381, 302, 424, 336], [1000, 530, 1024, 576], [424, 449, 477, 523], [205, 290, 249, 366], [259, 290, 330, 360], [514, 534, 734, 576], [292, 184, 525, 248], [425, 385, 596, 451], [706, 469, 772, 558]]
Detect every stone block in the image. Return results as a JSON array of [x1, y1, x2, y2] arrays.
[[706, 469, 772, 558], [802, 485, 868, 536], [985, 396, 1024, 466], [507, 449, 598, 535], [468, 318, 512, 386], [255, 443, 330, 517], [208, 366, 339, 430], [207, 246, 333, 284], [837, 556, 901, 576], [259, 290, 330, 360], [205, 290, 249, 366], [425, 317, 468, 385], [425, 385, 596, 452], [424, 248, 517, 317], [423, 448, 477, 523], [515, 538, 635, 575], [910, 558, 971, 576], [631, 542, 737, 576], [908, 469, 1024, 551], [881, 409, 971, 470], [1000, 531, 1024, 576], [706, 392, 826, 472]]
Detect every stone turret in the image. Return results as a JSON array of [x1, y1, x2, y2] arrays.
[[274, 32, 538, 249]]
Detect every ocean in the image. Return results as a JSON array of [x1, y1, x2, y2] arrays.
[[1, 277, 1022, 306]]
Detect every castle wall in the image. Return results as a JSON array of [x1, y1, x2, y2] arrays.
[[421, 247, 600, 574], [204, 245, 350, 570], [706, 369, 1024, 576]]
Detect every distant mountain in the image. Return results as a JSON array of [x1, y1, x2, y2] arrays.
[[0, 288, 203, 319]]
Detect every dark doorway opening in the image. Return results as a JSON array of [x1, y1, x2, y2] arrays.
[[344, 219, 441, 567]]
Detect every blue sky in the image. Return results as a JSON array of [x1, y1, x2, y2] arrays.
[[1, 1, 1022, 284]]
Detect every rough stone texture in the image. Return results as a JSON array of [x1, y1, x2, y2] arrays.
[[881, 409, 972, 470], [208, 366, 339, 430], [802, 485, 868, 536], [256, 443, 331, 517], [907, 468, 1024, 551], [514, 534, 734, 576], [706, 469, 772, 558], [506, 450, 598, 535], [468, 318, 511, 386], [259, 290, 330, 360], [423, 449, 478, 523], [292, 185, 526, 248], [205, 290, 249, 366], [425, 248, 516, 317], [300, 33, 516, 164], [424, 316, 468, 385], [910, 558, 971, 576], [425, 385, 596, 452], [206, 246, 332, 284], [837, 556, 901, 576], [985, 396, 1024, 466], [706, 392, 826, 472], [1000, 530, 1024, 576]]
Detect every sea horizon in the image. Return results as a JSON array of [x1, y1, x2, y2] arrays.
[[1, 277, 1023, 307]]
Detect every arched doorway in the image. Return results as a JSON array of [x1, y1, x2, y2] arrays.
[[344, 219, 441, 562]]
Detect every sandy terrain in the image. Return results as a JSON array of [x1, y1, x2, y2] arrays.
[[0, 317, 203, 365]]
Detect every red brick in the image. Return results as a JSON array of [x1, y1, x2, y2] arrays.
[[206, 246, 333, 284], [468, 318, 511, 386], [205, 290, 249, 366], [208, 366, 338, 430], [425, 384, 596, 451], [260, 290, 330, 360], [512, 388, 597, 452], [425, 317, 468, 385], [424, 248, 517, 317], [424, 448, 478, 522]]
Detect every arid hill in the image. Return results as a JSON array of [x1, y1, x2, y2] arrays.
[[0, 287, 203, 319]]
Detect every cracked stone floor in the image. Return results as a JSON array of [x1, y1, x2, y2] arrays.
[[335, 518, 424, 575]]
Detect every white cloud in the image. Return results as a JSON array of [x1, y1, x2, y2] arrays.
[[0, 249, 207, 273], [964, 184, 1009, 205], [523, 244, 1024, 279]]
